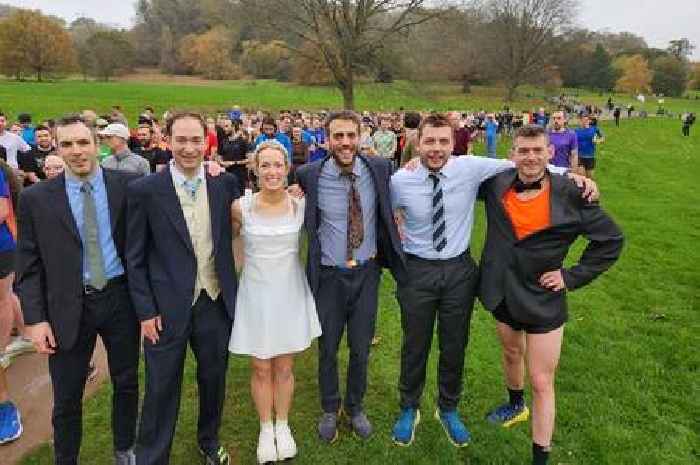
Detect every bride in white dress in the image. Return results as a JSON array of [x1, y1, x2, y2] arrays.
[[229, 140, 321, 463]]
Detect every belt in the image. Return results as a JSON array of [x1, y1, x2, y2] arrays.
[[322, 256, 376, 270], [405, 249, 470, 263], [84, 275, 127, 296]]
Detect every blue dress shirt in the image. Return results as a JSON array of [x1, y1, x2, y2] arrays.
[[65, 167, 124, 283], [318, 156, 378, 267]]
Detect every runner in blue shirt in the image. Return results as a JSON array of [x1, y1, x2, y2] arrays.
[[575, 114, 604, 178]]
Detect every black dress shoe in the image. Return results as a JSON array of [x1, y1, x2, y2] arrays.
[[199, 445, 230, 465]]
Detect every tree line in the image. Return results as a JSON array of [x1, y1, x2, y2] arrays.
[[0, 0, 698, 109]]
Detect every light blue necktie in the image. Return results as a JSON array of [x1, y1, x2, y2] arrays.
[[183, 178, 202, 200]]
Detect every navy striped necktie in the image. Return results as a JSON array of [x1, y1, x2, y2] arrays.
[[430, 173, 447, 252]]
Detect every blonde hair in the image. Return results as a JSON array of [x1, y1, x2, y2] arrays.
[[253, 140, 289, 169]]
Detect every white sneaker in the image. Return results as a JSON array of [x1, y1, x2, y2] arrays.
[[257, 427, 277, 464], [275, 422, 297, 461]]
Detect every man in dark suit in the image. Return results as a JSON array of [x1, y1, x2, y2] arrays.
[[295, 110, 405, 442], [16, 114, 140, 465], [479, 125, 624, 465], [126, 112, 239, 465]]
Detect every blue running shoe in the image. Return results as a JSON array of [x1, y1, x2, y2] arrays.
[[434, 409, 470, 447], [486, 402, 530, 428], [0, 401, 23, 444], [392, 408, 420, 446]]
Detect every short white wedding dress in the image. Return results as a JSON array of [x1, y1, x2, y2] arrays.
[[229, 193, 321, 359]]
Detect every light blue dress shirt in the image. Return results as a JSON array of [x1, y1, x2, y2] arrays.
[[318, 156, 378, 267], [391, 156, 514, 259], [65, 167, 124, 283]]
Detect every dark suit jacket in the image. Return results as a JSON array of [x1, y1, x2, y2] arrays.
[[295, 154, 406, 296], [16, 169, 138, 350], [478, 169, 624, 325], [126, 167, 239, 337]]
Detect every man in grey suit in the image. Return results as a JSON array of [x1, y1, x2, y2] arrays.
[[479, 125, 624, 465]]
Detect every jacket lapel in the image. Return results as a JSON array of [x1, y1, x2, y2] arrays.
[[157, 167, 194, 253], [206, 174, 222, 253], [548, 173, 572, 227], [102, 170, 122, 234], [304, 159, 324, 231], [49, 175, 81, 244], [493, 169, 519, 241]]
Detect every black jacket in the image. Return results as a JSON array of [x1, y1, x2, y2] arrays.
[[478, 169, 624, 325], [16, 169, 138, 350], [125, 167, 240, 337]]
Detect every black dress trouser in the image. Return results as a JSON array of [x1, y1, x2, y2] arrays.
[[396, 252, 479, 412], [136, 292, 231, 465], [316, 260, 381, 417], [49, 280, 140, 465]]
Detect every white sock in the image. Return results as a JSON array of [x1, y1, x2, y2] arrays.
[[275, 419, 289, 429], [260, 421, 274, 433]]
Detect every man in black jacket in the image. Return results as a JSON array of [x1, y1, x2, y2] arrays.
[[479, 125, 623, 465], [17, 115, 140, 465]]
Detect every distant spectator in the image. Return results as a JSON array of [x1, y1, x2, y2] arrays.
[[18, 113, 35, 145], [43, 154, 65, 179], [99, 123, 150, 176], [0, 112, 31, 169]]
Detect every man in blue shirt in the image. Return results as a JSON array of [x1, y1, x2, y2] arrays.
[[254, 117, 293, 166], [308, 115, 328, 162], [574, 115, 604, 178], [484, 113, 499, 158], [17, 115, 140, 465], [534, 108, 548, 127], [390, 114, 516, 448]]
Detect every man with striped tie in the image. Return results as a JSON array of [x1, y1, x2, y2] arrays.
[[388, 114, 597, 448]]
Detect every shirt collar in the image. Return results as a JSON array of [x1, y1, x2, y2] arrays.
[[114, 149, 131, 161], [419, 156, 454, 181], [169, 159, 205, 186], [65, 165, 102, 188], [328, 155, 361, 178]]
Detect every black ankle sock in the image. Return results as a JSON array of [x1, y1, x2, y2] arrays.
[[508, 388, 524, 407], [532, 442, 550, 465]]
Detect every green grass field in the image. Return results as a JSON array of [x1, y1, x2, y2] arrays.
[[1, 78, 699, 122], [9, 81, 700, 464]]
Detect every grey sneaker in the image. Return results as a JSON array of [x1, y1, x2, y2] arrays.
[[350, 412, 373, 440], [318, 412, 339, 443], [114, 448, 136, 465]]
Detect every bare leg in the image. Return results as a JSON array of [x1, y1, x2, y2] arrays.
[[251, 357, 274, 423], [526, 326, 564, 447], [496, 322, 526, 390], [272, 354, 295, 421]]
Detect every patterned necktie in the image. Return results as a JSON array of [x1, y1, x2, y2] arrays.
[[430, 173, 447, 252], [81, 182, 107, 289], [343, 171, 364, 261], [183, 178, 201, 200]]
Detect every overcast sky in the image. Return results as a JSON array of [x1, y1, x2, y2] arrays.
[[5, 0, 700, 60]]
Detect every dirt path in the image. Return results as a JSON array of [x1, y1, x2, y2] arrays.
[[3, 341, 109, 465]]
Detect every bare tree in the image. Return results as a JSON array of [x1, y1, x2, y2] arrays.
[[247, 0, 449, 109], [481, 0, 577, 101]]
